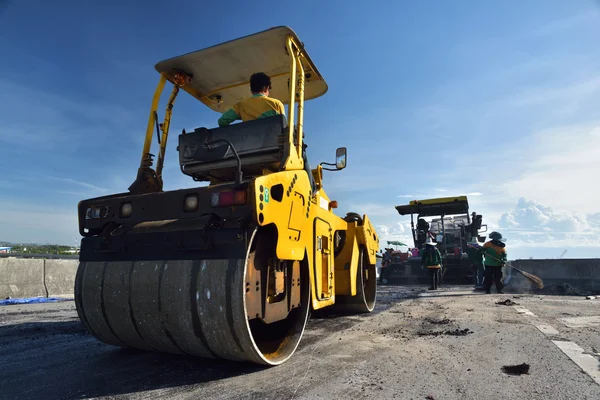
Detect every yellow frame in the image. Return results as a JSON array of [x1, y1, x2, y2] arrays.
[[136, 34, 308, 186]]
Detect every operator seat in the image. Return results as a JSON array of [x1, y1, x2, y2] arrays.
[[177, 115, 317, 193]]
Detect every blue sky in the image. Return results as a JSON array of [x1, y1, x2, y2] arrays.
[[1, 1, 599, 259]]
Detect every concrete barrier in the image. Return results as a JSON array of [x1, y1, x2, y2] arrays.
[[381, 257, 600, 294], [505, 259, 600, 294], [384, 257, 474, 285], [1, 256, 598, 300], [0, 258, 46, 298], [45, 259, 79, 297]]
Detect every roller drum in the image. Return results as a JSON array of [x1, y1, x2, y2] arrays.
[[329, 248, 377, 314], [75, 232, 310, 365]]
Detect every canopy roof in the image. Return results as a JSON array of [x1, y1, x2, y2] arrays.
[[155, 26, 328, 112], [395, 196, 470, 217]]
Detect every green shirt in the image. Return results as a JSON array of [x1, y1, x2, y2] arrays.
[[466, 246, 483, 265], [421, 246, 442, 267], [483, 241, 507, 267]]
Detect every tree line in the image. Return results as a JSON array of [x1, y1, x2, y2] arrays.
[[3, 244, 78, 255]]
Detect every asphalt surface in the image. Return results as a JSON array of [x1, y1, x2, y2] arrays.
[[1, 286, 600, 400]]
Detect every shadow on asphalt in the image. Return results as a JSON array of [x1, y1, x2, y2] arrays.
[[2, 286, 431, 399], [0, 320, 266, 400], [2, 291, 420, 400]]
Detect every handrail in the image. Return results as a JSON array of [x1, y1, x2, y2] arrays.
[[140, 74, 167, 168], [156, 85, 181, 181], [283, 35, 305, 170]]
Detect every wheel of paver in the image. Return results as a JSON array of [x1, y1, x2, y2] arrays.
[[329, 247, 377, 314], [74, 227, 311, 365]]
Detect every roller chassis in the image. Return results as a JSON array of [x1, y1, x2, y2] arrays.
[[75, 27, 379, 365], [77, 170, 378, 365]]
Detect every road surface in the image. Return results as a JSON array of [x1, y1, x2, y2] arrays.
[[1, 286, 599, 400]]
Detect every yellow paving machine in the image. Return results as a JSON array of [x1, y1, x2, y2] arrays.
[[75, 27, 379, 365], [392, 196, 487, 283]]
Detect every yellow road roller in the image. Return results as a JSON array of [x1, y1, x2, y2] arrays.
[[75, 26, 380, 365]]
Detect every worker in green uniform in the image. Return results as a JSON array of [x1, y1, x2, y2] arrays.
[[379, 248, 393, 284], [421, 237, 443, 290], [483, 231, 507, 294], [467, 237, 485, 290]]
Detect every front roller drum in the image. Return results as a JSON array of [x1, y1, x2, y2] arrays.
[[329, 247, 377, 314], [74, 229, 310, 365]]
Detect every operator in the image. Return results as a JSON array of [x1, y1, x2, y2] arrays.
[[467, 237, 484, 290], [218, 72, 317, 195], [379, 248, 393, 284], [416, 218, 430, 248], [482, 231, 507, 294], [218, 72, 285, 126], [421, 237, 443, 290]]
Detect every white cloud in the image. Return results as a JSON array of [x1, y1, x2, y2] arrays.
[[496, 198, 599, 255], [500, 198, 591, 233], [376, 222, 407, 235], [375, 222, 414, 250], [499, 123, 600, 214]]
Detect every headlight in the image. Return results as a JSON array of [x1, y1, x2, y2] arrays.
[[184, 194, 199, 212], [120, 202, 132, 218], [85, 206, 109, 219]]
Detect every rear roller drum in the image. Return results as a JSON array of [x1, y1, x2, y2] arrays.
[[74, 227, 310, 365]]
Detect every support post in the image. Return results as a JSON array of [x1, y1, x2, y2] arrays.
[[156, 85, 181, 181], [140, 74, 167, 168]]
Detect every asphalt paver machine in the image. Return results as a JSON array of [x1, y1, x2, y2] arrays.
[[393, 196, 487, 284]]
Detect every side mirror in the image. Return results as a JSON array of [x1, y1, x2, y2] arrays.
[[320, 147, 347, 171], [335, 147, 347, 170]]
